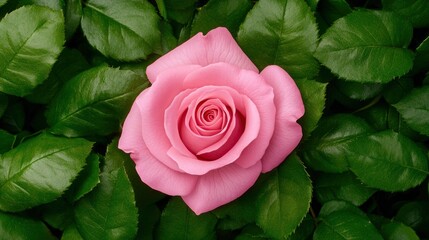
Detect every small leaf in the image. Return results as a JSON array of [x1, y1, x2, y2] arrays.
[[238, 0, 319, 80], [64, 0, 82, 39], [287, 214, 315, 240], [315, 10, 414, 83], [301, 114, 374, 173], [333, 80, 383, 100], [380, 221, 419, 240], [314, 210, 383, 240], [0, 211, 55, 239], [0, 132, 92, 212], [74, 166, 138, 240], [255, 154, 312, 239], [318, 0, 352, 25], [81, 0, 160, 61], [0, 5, 64, 96], [155, 0, 197, 24], [318, 200, 366, 217], [347, 130, 428, 192], [191, 0, 252, 36], [394, 86, 429, 136], [315, 172, 376, 206], [157, 197, 217, 240], [62, 223, 84, 240], [65, 153, 100, 202], [395, 201, 429, 237], [382, 0, 429, 28], [46, 66, 146, 138], [383, 77, 413, 104], [296, 79, 326, 138]]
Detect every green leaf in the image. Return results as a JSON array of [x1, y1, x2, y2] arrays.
[[315, 172, 376, 206], [333, 80, 383, 100], [287, 214, 315, 240], [41, 198, 74, 230], [0, 211, 56, 239], [347, 130, 428, 192], [0, 129, 15, 154], [305, 0, 319, 11], [65, 153, 100, 202], [315, 10, 414, 83], [157, 197, 217, 240], [136, 204, 160, 240], [395, 201, 429, 237], [155, 0, 197, 24], [394, 86, 429, 136], [382, 0, 429, 28], [383, 77, 413, 104], [318, 200, 366, 217], [0, 100, 25, 133], [238, 0, 319, 80], [0, 93, 7, 118], [64, 0, 82, 39], [62, 223, 84, 240], [26, 48, 90, 104], [296, 79, 327, 138], [0, 0, 7, 7], [301, 114, 374, 173], [255, 154, 312, 239], [314, 210, 383, 240], [46, 66, 146, 138], [81, 0, 160, 61], [74, 166, 138, 240], [18, 0, 64, 10], [191, 0, 252, 36], [0, 5, 64, 97], [380, 221, 419, 240], [0, 132, 92, 212]]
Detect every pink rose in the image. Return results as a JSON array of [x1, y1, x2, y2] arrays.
[[119, 27, 304, 215]]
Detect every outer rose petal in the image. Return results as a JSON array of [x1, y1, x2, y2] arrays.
[[119, 97, 198, 195], [182, 162, 262, 215], [260, 65, 305, 172], [146, 27, 258, 83]]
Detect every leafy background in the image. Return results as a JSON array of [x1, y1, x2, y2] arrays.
[[0, 0, 428, 239]]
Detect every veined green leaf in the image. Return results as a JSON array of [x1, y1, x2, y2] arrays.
[[157, 197, 217, 240], [382, 0, 429, 28], [17, 0, 64, 10], [296, 79, 326, 138], [0, 5, 64, 96], [62, 223, 84, 240], [394, 85, 429, 136], [238, 0, 319, 80], [301, 114, 374, 173], [255, 154, 312, 239], [74, 166, 138, 240], [64, 0, 82, 39], [191, 0, 252, 36], [318, 200, 366, 217], [81, 0, 160, 61], [46, 66, 146, 138], [315, 10, 414, 83], [0, 132, 92, 212], [0, 211, 56, 239], [314, 210, 383, 240], [380, 221, 419, 240], [347, 130, 428, 192]]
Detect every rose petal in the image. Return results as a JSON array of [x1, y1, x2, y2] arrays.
[[182, 162, 262, 215], [183, 63, 276, 169], [260, 65, 304, 172], [139, 65, 201, 172], [119, 95, 198, 195], [146, 27, 258, 83]]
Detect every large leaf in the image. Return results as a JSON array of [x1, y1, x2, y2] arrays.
[[255, 154, 312, 239], [301, 114, 374, 173], [0, 5, 64, 96], [347, 130, 428, 192], [191, 0, 252, 36], [315, 10, 414, 83], [382, 0, 429, 28], [46, 66, 146, 138], [0, 211, 56, 239], [74, 166, 138, 240], [394, 86, 429, 136], [0, 132, 92, 212], [238, 0, 319, 80], [157, 197, 217, 240], [296, 79, 326, 138], [81, 0, 160, 61], [315, 172, 376, 206], [314, 210, 383, 240]]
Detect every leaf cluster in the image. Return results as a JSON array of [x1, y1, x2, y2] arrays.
[[0, 0, 428, 239]]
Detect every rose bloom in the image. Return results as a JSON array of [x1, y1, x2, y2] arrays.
[[119, 27, 304, 215]]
